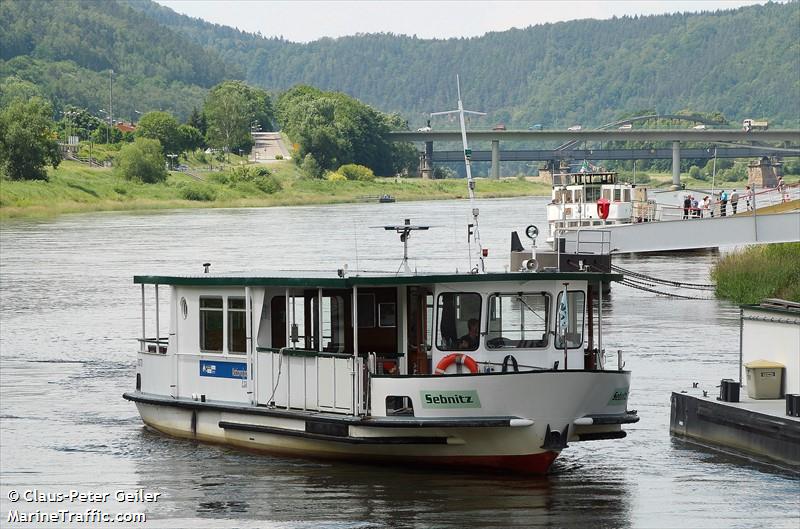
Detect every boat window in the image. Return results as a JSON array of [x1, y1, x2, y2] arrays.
[[573, 189, 582, 203], [623, 189, 631, 202], [602, 189, 612, 200], [586, 186, 601, 202], [357, 293, 375, 328], [614, 188, 622, 201], [487, 293, 549, 349], [228, 297, 246, 354], [321, 295, 345, 353], [436, 292, 482, 351], [288, 295, 306, 348], [555, 291, 585, 350], [199, 296, 223, 353]]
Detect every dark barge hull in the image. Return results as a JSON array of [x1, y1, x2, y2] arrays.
[[670, 392, 800, 469]]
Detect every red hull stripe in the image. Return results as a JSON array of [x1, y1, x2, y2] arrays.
[[417, 451, 559, 474]]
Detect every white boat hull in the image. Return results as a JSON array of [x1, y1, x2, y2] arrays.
[[127, 369, 633, 474]]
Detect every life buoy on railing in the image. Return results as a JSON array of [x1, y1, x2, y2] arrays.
[[597, 197, 610, 220], [435, 353, 479, 375]]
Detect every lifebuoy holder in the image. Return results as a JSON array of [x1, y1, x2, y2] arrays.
[[435, 353, 479, 375], [597, 197, 610, 220]]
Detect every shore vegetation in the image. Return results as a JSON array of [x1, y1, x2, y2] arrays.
[[711, 243, 800, 304]]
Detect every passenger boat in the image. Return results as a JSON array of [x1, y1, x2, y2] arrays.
[[123, 77, 638, 474], [124, 267, 637, 474]]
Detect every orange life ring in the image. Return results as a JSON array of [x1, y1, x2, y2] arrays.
[[435, 353, 479, 375]]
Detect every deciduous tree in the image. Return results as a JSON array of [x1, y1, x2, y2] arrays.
[[0, 96, 60, 181]]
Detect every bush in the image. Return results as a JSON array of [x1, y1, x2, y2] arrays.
[[712, 243, 800, 303], [301, 153, 323, 179], [275, 154, 283, 160], [337, 163, 375, 181], [227, 165, 281, 194], [178, 183, 216, 201], [207, 172, 230, 185], [113, 185, 128, 195], [688, 165, 701, 179], [327, 171, 347, 182], [116, 138, 167, 183]]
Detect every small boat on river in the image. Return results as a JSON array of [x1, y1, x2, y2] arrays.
[[124, 266, 637, 474]]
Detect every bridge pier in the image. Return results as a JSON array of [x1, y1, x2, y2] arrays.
[[491, 140, 500, 179], [672, 140, 681, 190], [420, 141, 434, 179]]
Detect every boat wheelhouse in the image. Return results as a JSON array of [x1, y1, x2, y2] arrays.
[[546, 171, 645, 243], [124, 269, 638, 474]]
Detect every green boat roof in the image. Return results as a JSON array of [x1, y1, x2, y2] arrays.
[[134, 271, 622, 287]]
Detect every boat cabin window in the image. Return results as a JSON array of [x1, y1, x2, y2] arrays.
[[228, 297, 246, 354], [623, 189, 631, 202], [585, 186, 601, 203], [436, 292, 482, 351], [200, 296, 223, 353], [602, 189, 612, 200], [573, 189, 582, 203], [486, 293, 550, 349], [321, 295, 345, 352], [555, 291, 586, 349], [614, 188, 622, 201]]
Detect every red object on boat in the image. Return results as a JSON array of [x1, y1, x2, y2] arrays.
[[597, 197, 610, 219]]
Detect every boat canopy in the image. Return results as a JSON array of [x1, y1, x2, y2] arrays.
[[133, 271, 623, 287]]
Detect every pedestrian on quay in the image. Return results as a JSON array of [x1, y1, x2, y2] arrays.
[[683, 195, 691, 219], [745, 185, 753, 211], [702, 196, 710, 218], [720, 189, 728, 217], [691, 196, 699, 218], [731, 189, 739, 215]]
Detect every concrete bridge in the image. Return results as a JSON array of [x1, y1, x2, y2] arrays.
[[388, 129, 800, 185]]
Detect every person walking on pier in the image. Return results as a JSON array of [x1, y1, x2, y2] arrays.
[[702, 196, 710, 218], [683, 195, 691, 219], [731, 189, 740, 215], [720, 190, 728, 217], [691, 196, 700, 218], [745, 185, 753, 211]]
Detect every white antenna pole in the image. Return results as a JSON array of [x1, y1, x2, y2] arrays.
[[431, 74, 487, 273]]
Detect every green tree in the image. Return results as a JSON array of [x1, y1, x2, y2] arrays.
[[300, 153, 322, 179], [204, 80, 274, 154], [178, 124, 204, 152], [116, 137, 167, 183], [186, 107, 207, 136], [136, 111, 181, 154], [0, 96, 60, 181]]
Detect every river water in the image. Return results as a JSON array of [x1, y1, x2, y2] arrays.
[[1, 197, 797, 528]]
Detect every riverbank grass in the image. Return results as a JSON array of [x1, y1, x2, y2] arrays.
[[0, 161, 552, 219], [711, 243, 800, 304]]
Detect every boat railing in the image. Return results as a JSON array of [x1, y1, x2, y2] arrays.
[[138, 337, 168, 354], [255, 347, 365, 416], [570, 229, 611, 255]]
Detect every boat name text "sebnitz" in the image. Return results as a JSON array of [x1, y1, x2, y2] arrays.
[[420, 390, 482, 409], [608, 388, 629, 405]]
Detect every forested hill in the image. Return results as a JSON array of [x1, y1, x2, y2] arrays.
[[1, 0, 798, 127], [128, 0, 800, 128]]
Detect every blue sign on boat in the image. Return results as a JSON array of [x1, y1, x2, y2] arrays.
[[199, 360, 247, 379]]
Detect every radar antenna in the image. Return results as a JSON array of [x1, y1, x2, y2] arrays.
[[430, 75, 487, 273], [375, 218, 430, 273]]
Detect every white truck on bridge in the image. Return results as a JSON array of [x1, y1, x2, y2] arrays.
[[742, 119, 769, 131]]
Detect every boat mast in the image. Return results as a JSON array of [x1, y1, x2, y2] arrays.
[[431, 75, 487, 273]]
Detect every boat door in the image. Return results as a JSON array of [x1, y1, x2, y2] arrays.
[[407, 286, 433, 374]]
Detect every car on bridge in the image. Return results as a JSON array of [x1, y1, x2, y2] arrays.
[[417, 126, 432, 132], [618, 124, 633, 130], [493, 124, 507, 131], [529, 123, 544, 130], [693, 124, 708, 130], [568, 125, 582, 131]]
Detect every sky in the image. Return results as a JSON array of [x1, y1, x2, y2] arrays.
[[156, 0, 767, 42]]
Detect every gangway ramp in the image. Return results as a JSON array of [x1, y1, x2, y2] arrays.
[[563, 209, 800, 254]]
